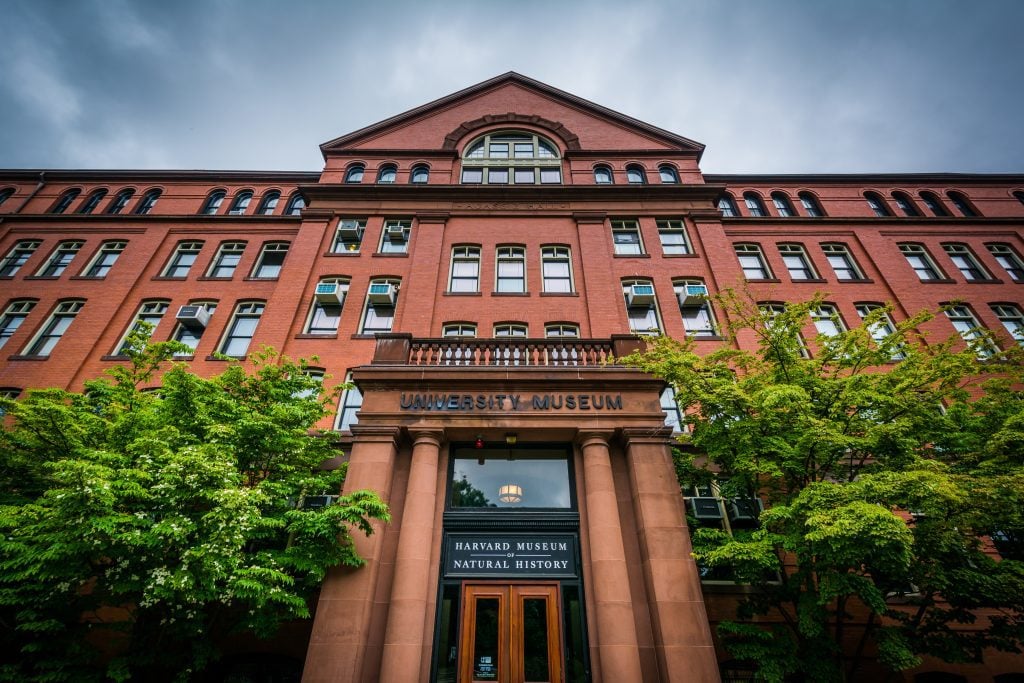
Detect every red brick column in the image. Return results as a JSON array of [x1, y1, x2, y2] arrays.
[[622, 428, 720, 682], [378, 429, 445, 682], [302, 426, 400, 683], [577, 430, 644, 682]]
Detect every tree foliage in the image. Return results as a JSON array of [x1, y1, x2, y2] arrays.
[[619, 291, 1024, 682], [0, 332, 389, 682]]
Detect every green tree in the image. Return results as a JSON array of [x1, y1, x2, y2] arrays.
[[619, 292, 1024, 682], [0, 332, 389, 682]]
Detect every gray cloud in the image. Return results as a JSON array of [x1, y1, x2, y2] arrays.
[[1, 0, 1021, 173]]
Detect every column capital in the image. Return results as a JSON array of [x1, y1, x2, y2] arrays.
[[575, 428, 616, 450], [620, 426, 676, 448], [349, 425, 401, 445], [407, 427, 445, 449]]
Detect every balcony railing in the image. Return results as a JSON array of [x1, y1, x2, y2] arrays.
[[370, 334, 645, 367]]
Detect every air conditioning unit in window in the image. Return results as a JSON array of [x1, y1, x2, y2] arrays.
[[679, 283, 709, 306], [302, 495, 338, 510], [627, 283, 656, 306], [727, 497, 764, 523], [367, 282, 396, 305], [314, 282, 344, 304], [338, 219, 362, 240], [175, 304, 211, 330], [385, 224, 407, 242], [689, 497, 724, 520]]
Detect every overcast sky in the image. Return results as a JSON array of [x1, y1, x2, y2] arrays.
[[1, 0, 1022, 174]]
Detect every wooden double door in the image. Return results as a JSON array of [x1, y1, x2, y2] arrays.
[[458, 583, 563, 683]]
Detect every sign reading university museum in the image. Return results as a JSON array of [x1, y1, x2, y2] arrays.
[[444, 533, 578, 578], [400, 392, 623, 412]]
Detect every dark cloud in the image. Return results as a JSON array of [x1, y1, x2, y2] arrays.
[[1, 0, 1022, 172]]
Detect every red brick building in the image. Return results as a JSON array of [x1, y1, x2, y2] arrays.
[[1, 73, 1022, 682]]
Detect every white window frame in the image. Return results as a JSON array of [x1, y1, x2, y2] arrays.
[[623, 279, 662, 336], [0, 240, 42, 277], [942, 243, 990, 281], [494, 323, 527, 337], [336, 372, 363, 431], [761, 303, 809, 358], [810, 304, 846, 338], [36, 240, 84, 277], [378, 219, 411, 254], [461, 131, 562, 185], [332, 218, 367, 253], [23, 300, 84, 357], [661, 387, 684, 433], [611, 219, 644, 256], [116, 300, 170, 355], [991, 304, 1024, 346], [227, 190, 253, 215], [162, 241, 204, 278], [0, 300, 35, 349], [218, 301, 265, 357], [674, 280, 717, 337], [83, 240, 127, 278], [545, 323, 579, 338], [778, 244, 817, 280], [855, 303, 905, 360], [495, 246, 526, 293], [945, 305, 996, 358], [656, 219, 692, 255], [305, 278, 349, 335], [771, 193, 795, 217], [172, 300, 217, 357], [735, 243, 772, 280], [821, 243, 863, 281], [206, 241, 246, 278], [442, 323, 477, 337], [899, 244, 944, 281], [448, 246, 481, 293], [986, 243, 1024, 281], [541, 246, 574, 293], [251, 242, 289, 279], [359, 278, 400, 335]]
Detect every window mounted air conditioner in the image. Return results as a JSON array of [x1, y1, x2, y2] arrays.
[[368, 283, 396, 305], [689, 497, 724, 520], [727, 497, 764, 523], [627, 283, 656, 306], [302, 495, 338, 509], [175, 304, 211, 330], [338, 219, 363, 240], [315, 282, 344, 304], [385, 224, 407, 242], [679, 283, 709, 306]]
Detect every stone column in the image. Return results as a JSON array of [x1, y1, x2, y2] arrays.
[[378, 429, 445, 683], [577, 430, 645, 682], [622, 428, 720, 682], [303, 426, 400, 683]]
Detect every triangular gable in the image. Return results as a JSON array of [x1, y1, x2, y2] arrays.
[[321, 72, 704, 157]]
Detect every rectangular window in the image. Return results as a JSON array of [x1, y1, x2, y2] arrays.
[[684, 479, 765, 582], [657, 219, 692, 255], [83, 241, 127, 278], [251, 242, 289, 279], [0, 300, 35, 349], [778, 244, 816, 280], [117, 301, 170, 354], [494, 323, 527, 337], [24, 301, 83, 356], [449, 246, 481, 293], [986, 243, 1024, 281], [333, 219, 366, 253], [487, 168, 509, 184], [360, 280, 399, 334], [162, 241, 204, 278], [623, 280, 661, 335], [545, 323, 578, 338], [0, 240, 42, 277], [37, 241, 84, 277], [945, 305, 995, 358], [942, 243, 990, 281], [856, 304, 905, 360], [611, 219, 644, 255], [306, 279, 348, 334], [541, 246, 573, 293], [661, 387, 684, 433], [219, 302, 265, 356], [513, 168, 535, 184], [675, 281, 716, 337], [336, 372, 363, 431], [461, 168, 483, 184], [734, 244, 771, 280], [539, 168, 561, 184], [761, 303, 809, 357], [810, 304, 845, 337], [821, 243, 863, 280], [991, 304, 1024, 346], [443, 323, 477, 337], [207, 242, 246, 277], [173, 301, 216, 357], [899, 244, 943, 281], [495, 246, 526, 293], [379, 219, 411, 254]]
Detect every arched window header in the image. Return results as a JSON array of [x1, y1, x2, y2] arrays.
[[462, 130, 561, 160]]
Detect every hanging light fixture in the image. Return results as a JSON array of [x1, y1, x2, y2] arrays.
[[498, 483, 523, 504]]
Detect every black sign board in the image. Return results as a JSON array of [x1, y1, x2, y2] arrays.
[[444, 533, 578, 578]]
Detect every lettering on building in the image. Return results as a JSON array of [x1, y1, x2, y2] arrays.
[[399, 392, 622, 412], [445, 534, 578, 578]]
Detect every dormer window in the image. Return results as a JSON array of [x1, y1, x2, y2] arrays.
[[461, 131, 562, 185]]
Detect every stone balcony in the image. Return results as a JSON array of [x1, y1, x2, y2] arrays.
[[369, 333, 646, 367]]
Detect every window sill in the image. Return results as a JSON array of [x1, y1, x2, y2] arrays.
[[662, 253, 698, 258], [7, 355, 49, 361], [101, 354, 129, 361], [243, 276, 279, 282], [172, 354, 195, 360], [0, 275, 12, 280], [295, 333, 339, 339], [836, 278, 875, 284], [790, 278, 828, 284], [23, 276, 60, 281], [197, 276, 234, 281], [613, 253, 651, 259], [688, 334, 726, 341], [743, 278, 781, 283], [444, 292, 482, 297], [540, 292, 579, 297], [351, 334, 387, 339], [152, 276, 186, 281], [919, 278, 957, 284], [205, 354, 245, 361], [323, 250, 362, 257], [69, 275, 105, 281], [372, 253, 409, 258], [492, 291, 530, 296], [965, 278, 1004, 284]]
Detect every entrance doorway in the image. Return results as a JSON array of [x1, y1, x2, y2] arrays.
[[459, 583, 562, 683]]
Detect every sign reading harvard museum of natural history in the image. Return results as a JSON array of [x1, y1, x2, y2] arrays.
[[400, 392, 622, 412], [444, 534, 578, 577]]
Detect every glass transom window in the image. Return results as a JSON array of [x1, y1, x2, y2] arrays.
[[461, 131, 562, 185], [449, 446, 572, 509]]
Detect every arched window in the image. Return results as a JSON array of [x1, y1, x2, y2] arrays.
[[285, 193, 306, 216], [947, 190, 980, 217], [658, 165, 679, 183], [410, 165, 429, 184], [798, 191, 825, 217], [78, 189, 108, 214], [256, 190, 280, 215], [593, 165, 613, 185], [1014, 190, 1024, 206], [200, 190, 226, 215], [717, 194, 739, 217], [864, 191, 891, 217], [344, 164, 365, 183], [134, 188, 161, 215], [770, 192, 795, 217], [0, 187, 14, 207], [625, 164, 646, 184], [50, 189, 81, 214], [107, 188, 135, 214], [460, 131, 562, 185], [228, 190, 253, 215], [891, 191, 920, 216], [376, 164, 397, 184], [743, 192, 767, 217], [919, 191, 949, 216]]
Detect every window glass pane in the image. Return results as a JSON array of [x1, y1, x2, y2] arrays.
[[473, 598, 500, 681], [462, 168, 483, 183], [514, 168, 535, 184], [450, 448, 571, 509], [522, 598, 550, 681], [488, 168, 509, 184], [489, 143, 508, 158], [435, 585, 460, 683], [540, 168, 561, 184]]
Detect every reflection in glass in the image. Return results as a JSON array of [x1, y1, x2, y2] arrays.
[[522, 598, 550, 681], [563, 586, 587, 683], [473, 598, 500, 681], [435, 585, 459, 683], [450, 448, 572, 509]]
